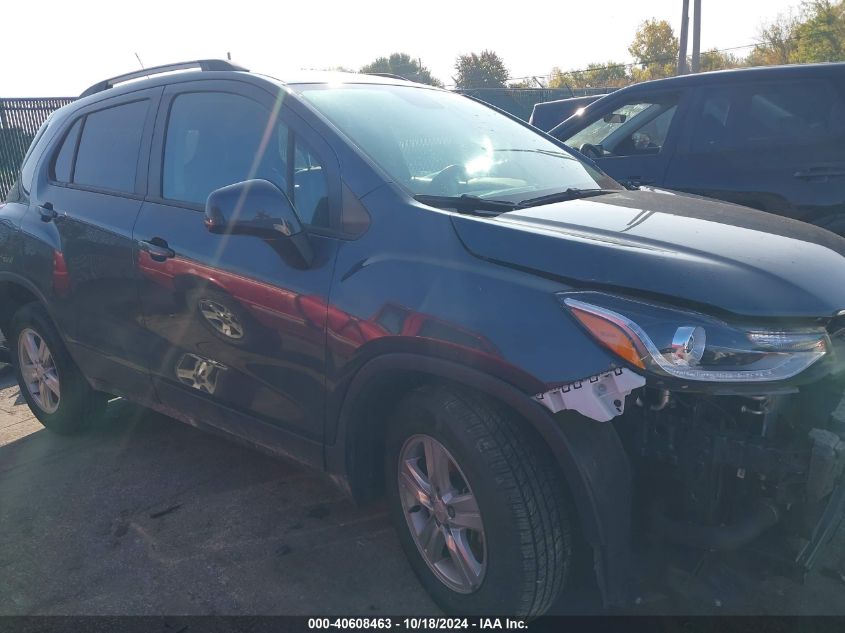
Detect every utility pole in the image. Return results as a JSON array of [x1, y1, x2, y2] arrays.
[[677, 0, 690, 75], [691, 0, 702, 72]]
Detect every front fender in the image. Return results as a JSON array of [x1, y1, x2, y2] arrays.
[[326, 352, 632, 607]]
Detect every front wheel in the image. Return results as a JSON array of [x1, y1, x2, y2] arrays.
[[385, 385, 572, 616]]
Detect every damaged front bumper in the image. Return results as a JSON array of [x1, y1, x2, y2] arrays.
[[621, 377, 845, 573], [534, 368, 645, 422], [796, 429, 845, 570], [534, 360, 845, 579]]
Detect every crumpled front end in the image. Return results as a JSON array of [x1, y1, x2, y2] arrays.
[[621, 377, 845, 571], [534, 292, 845, 573]]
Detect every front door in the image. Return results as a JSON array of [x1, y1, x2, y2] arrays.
[[133, 81, 340, 442]]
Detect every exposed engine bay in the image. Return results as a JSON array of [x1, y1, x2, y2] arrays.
[[618, 379, 845, 571]]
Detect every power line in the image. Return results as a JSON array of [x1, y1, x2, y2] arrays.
[[505, 42, 758, 84], [493, 27, 843, 87]]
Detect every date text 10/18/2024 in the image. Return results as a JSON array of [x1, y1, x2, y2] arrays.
[[308, 618, 529, 630]]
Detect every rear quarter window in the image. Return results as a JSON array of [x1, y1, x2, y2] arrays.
[[50, 118, 83, 183], [18, 116, 54, 195]]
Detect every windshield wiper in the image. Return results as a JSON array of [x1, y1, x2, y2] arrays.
[[414, 194, 520, 215], [518, 188, 620, 208], [415, 188, 619, 215], [494, 148, 575, 159]]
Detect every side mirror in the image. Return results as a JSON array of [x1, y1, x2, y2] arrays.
[[204, 179, 313, 267], [603, 113, 627, 124]]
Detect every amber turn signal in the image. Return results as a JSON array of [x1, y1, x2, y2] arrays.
[[569, 307, 647, 369]]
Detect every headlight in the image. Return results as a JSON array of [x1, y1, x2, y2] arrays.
[[561, 292, 829, 383]]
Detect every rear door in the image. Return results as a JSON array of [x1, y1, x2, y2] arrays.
[[28, 89, 160, 398], [556, 89, 688, 188], [133, 80, 340, 443], [665, 75, 845, 225]]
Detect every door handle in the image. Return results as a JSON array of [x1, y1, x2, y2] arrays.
[[794, 166, 845, 181], [138, 238, 175, 262], [38, 202, 58, 222]]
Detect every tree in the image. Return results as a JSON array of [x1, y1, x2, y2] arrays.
[[549, 62, 630, 90], [698, 49, 745, 72], [748, 11, 800, 65], [791, 0, 845, 63], [360, 53, 443, 86], [748, 2, 845, 66], [628, 19, 679, 81], [454, 51, 510, 89]]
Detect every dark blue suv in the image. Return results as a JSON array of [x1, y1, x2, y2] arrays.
[[3, 60, 845, 616], [550, 63, 845, 234]]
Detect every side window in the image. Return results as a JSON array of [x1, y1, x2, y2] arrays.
[[73, 100, 148, 193], [51, 118, 83, 183], [163, 91, 329, 227], [690, 80, 845, 152], [564, 95, 680, 157], [163, 92, 280, 205]]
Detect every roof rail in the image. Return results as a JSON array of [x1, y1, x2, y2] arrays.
[[80, 59, 249, 98], [364, 72, 411, 81]]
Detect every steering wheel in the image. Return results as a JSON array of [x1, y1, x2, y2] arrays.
[[429, 164, 467, 196], [579, 143, 604, 160]]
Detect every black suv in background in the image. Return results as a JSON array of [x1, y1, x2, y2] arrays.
[[3, 60, 845, 616], [529, 95, 604, 131], [550, 63, 845, 233]]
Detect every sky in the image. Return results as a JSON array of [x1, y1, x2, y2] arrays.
[[3, 0, 801, 96]]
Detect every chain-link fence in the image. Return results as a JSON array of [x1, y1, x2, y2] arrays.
[[0, 98, 75, 199], [456, 87, 615, 121]]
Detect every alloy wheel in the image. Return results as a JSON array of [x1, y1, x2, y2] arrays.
[[175, 354, 224, 394], [17, 328, 61, 414], [198, 299, 245, 340], [398, 434, 486, 594]]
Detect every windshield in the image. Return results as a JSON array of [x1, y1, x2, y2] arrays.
[[564, 100, 678, 156], [297, 84, 620, 202], [565, 103, 653, 149]]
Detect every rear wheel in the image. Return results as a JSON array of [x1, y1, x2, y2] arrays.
[[385, 384, 571, 616], [10, 303, 107, 434]]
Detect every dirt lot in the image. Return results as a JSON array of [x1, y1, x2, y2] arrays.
[[3, 366, 845, 616]]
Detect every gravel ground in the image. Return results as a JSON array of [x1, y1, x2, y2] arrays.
[[2, 367, 845, 616]]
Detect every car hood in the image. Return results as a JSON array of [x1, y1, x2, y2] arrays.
[[451, 189, 845, 319]]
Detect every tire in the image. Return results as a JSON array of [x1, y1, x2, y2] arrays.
[[0, 328, 10, 372], [385, 384, 571, 616], [9, 303, 107, 435]]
